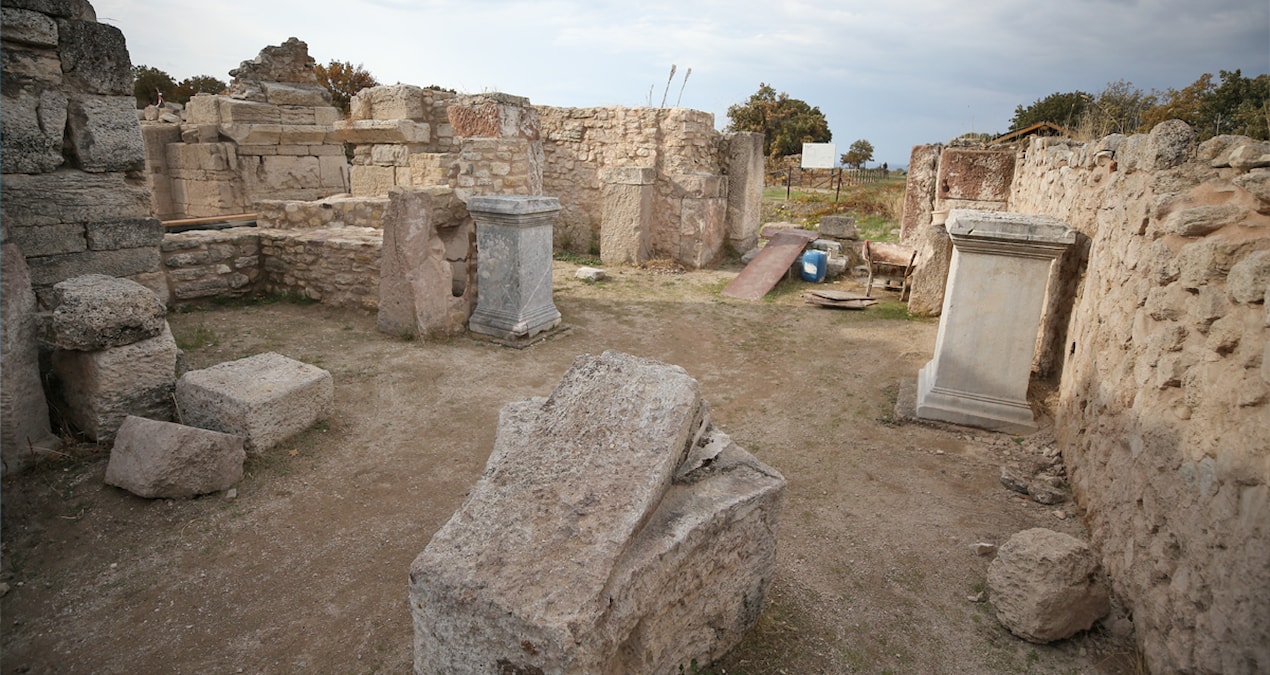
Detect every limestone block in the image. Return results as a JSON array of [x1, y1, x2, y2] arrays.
[[328, 119, 429, 145], [50, 274, 166, 350], [314, 106, 342, 126], [377, 187, 471, 337], [447, 93, 538, 140], [1228, 250, 1270, 304], [261, 82, 330, 107], [56, 18, 132, 95], [51, 325, 178, 443], [410, 351, 785, 674], [669, 172, 724, 199], [28, 247, 162, 293], [1, 89, 67, 174], [679, 197, 728, 269], [318, 155, 347, 190], [65, 95, 146, 172], [1145, 119, 1196, 170], [987, 528, 1110, 643], [1232, 169, 1270, 205], [105, 416, 245, 499], [2, 7, 59, 46], [1, 39, 65, 86], [1160, 205, 1245, 237], [277, 125, 328, 144], [818, 215, 858, 239], [184, 94, 220, 124], [350, 165, 398, 197], [937, 148, 1015, 203], [1228, 141, 1270, 171], [6, 223, 87, 257], [219, 123, 282, 145], [256, 155, 321, 191], [175, 352, 333, 452], [600, 176, 652, 265], [0, 170, 151, 228], [724, 130, 764, 251], [217, 98, 282, 124], [350, 85, 427, 121], [1, 245, 59, 475], [8, 0, 96, 20]]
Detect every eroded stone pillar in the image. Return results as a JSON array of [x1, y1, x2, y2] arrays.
[[467, 195, 561, 340], [599, 166, 653, 265], [915, 210, 1074, 433]]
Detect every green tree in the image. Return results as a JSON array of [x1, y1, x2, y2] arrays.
[[1084, 80, 1157, 137], [133, 65, 176, 108], [1009, 91, 1089, 131], [1202, 69, 1270, 140], [726, 83, 832, 158], [172, 75, 227, 102], [841, 139, 874, 168], [315, 60, 380, 114]]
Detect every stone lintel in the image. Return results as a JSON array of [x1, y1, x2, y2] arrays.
[[947, 209, 1075, 255]]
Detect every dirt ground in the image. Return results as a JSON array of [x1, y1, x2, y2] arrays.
[[1, 261, 1137, 674]]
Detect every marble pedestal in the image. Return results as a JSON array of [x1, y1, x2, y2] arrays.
[[467, 195, 562, 340], [915, 210, 1074, 433]]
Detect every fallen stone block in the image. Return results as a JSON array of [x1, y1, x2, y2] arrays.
[[50, 274, 166, 351], [176, 352, 333, 452], [2, 244, 59, 474], [410, 350, 786, 674], [51, 325, 178, 443], [574, 266, 606, 281], [987, 528, 1110, 643], [105, 415, 244, 499], [818, 215, 857, 239]]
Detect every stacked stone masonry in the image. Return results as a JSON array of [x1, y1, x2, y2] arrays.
[[904, 122, 1269, 673], [0, 0, 165, 306]]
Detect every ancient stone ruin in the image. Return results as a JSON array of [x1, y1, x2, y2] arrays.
[[903, 122, 1270, 673], [410, 351, 786, 673]]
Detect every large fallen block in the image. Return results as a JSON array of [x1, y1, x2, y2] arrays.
[[175, 352, 333, 452], [51, 325, 178, 443], [410, 350, 786, 674], [987, 528, 1111, 643], [105, 415, 244, 499]]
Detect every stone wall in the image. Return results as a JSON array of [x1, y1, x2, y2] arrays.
[[907, 123, 1269, 672], [0, 0, 165, 307], [538, 106, 760, 266], [142, 38, 349, 220], [256, 195, 389, 230]]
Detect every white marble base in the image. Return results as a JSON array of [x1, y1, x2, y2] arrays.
[[467, 195, 562, 340]]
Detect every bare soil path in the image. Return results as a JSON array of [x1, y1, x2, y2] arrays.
[[1, 262, 1135, 674]]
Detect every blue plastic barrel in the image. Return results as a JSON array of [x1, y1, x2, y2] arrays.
[[800, 249, 828, 283]]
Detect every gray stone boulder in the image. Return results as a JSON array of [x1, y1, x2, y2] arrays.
[[818, 215, 858, 240], [176, 352, 333, 452], [51, 324, 178, 443], [410, 351, 786, 674], [51, 274, 166, 351], [987, 528, 1111, 643], [105, 415, 244, 499]]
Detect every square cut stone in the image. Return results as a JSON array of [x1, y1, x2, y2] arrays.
[[176, 352, 333, 452]]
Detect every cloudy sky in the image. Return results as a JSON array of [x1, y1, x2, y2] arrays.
[[96, 0, 1267, 168]]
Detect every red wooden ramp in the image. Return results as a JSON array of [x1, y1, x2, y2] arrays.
[[721, 229, 819, 301]]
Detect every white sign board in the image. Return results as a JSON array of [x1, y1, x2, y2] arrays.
[[801, 143, 837, 169]]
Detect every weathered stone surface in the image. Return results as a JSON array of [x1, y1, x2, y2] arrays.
[[329, 119, 430, 145], [987, 528, 1110, 643], [599, 167, 653, 265], [723, 131, 764, 252], [1, 244, 59, 474], [175, 352, 333, 452], [410, 351, 786, 674], [467, 196, 562, 340], [350, 84, 426, 121], [1, 37, 65, 86], [0, 170, 151, 227], [105, 415, 244, 499], [85, 217, 163, 251], [1146, 119, 1196, 170], [261, 81, 330, 107], [2, 8, 59, 48], [27, 246, 161, 291], [937, 147, 1014, 203], [1227, 249, 1270, 303], [51, 325, 178, 443], [818, 215, 858, 239], [376, 187, 473, 338], [227, 37, 320, 90], [56, 18, 132, 96], [50, 274, 166, 350], [1, 89, 67, 174], [900, 144, 942, 243], [6, 223, 86, 257], [1, 0, 96, 20], [65, 94, 146, 172]]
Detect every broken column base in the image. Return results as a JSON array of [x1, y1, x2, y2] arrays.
[[915, 362, 1037, 434]]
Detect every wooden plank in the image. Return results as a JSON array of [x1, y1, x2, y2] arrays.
[[721, 229, 819, 301], [802, 290, 879, 309], [162, 213, 257, 228]]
